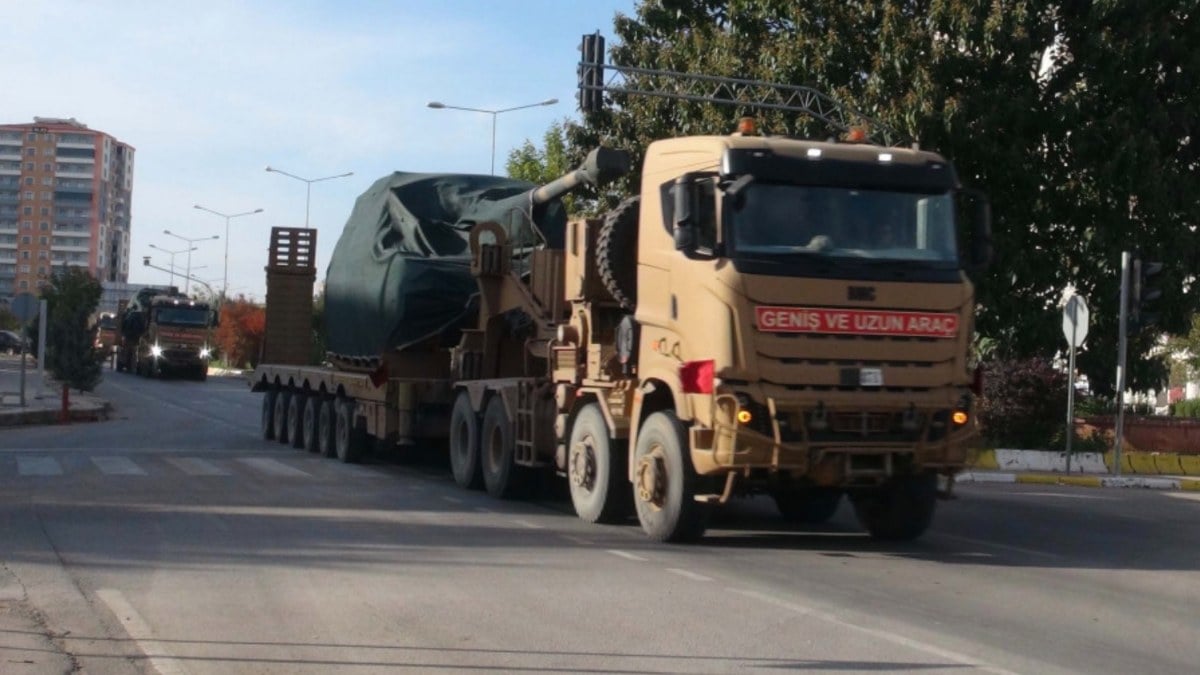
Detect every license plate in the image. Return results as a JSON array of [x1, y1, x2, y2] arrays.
[[860, 368, 883, 387]]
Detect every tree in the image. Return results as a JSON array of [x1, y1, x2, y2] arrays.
[[213, 296, 266, 369], [567, 0, 1200, 395], [41, 266, 104, 420], [0, 306, 18, 331]]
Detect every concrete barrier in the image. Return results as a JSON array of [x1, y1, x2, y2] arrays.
[[968, 448, 1200, 477]]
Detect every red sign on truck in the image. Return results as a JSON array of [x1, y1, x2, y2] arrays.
[[755, 306, 959, 339]]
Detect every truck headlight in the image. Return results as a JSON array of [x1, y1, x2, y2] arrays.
[[200, 347, 212, 359], [150, 344, 163, 358]]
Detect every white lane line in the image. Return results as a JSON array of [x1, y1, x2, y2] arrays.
[[441, 496, 462, 504], [1165, 492, 1200, 502], [164, 457, 230, 476], [95, 588, 187, 675], [665, 567, 713, 582], [730, 587, 1018, 675], [1016, 492, 1114, 500], [931, 532, 1064, 561], [560, 535, 594, 546], [606, 549, 647, 562], [92, 456, 147, 476], [512, 519, 544, 530], [17, 456, 62, 476], [235, 457, 310, 478]]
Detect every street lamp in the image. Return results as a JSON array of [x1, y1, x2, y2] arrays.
[[426, 98, 558, 175], [162, 230, 219, 295], [193, 205, 264, 303], [263, 166, 353, 229], [148, 243, 196, 290]]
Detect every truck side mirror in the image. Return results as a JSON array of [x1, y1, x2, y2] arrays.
[[672, 179, 697, 254], [959, 189, 993, 274]]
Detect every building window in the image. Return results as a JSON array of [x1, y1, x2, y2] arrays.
[[42, 163, 51, 172], [39, 222, 48, 230], [22, 206, 31, 215], [26, 133, 36, 141], [42, 177, 52, 186], [40, 208, 48, 216], [39, 236, 48, 245], [21, 235, 30, 244], [25, 148, 35, 156], [21, 251, 29, 260], [18, 280, 28, 290], [23, 177, 32, 186], [25, 162, 33, 171], [43, 147, 53, 157], [23, 191, 33, 200], [38, 251, 47, 259], [40, 191, 51, 200], [21, 221, 31, 230]]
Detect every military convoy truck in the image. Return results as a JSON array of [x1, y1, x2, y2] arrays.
[[116, 287, 217, 381], [252, 124, 990, 543]]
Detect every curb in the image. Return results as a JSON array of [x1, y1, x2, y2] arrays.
[[969, 448, 1200, 477], [0, 399, 112, 427], [958, 471, 1200, 491]]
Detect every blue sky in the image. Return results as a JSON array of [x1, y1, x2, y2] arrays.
[[1, 0, 638, 298]]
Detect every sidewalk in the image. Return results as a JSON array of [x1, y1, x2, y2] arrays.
[[960, 447, 1200, 491], [0, 354, 111, 427]]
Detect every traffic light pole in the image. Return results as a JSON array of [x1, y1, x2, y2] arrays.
[[1113, 250, 1131, 477]]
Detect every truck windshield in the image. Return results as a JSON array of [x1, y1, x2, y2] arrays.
[[155, 308, 210, 327], [730, 184, 958, 263]]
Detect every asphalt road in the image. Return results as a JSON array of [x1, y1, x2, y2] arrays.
[[1, 365, 1198, 674]]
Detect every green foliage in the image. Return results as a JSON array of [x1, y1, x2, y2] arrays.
[[1173, 399, 1200, 419], [40, 266, 103, 392], [979, 357, 1068, 448], [1074, 395, 1115, 417], [506, 121, 594, 216], [569, 0, 1200, 395], [0, 306, 18, 331]]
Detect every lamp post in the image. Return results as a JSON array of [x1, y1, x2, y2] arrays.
[[263, 167, 353, 229], [148, 243, 196, 290], [193, 205, 263, 303], [163, 230, 219, 295], [426, 98, 558, 175]]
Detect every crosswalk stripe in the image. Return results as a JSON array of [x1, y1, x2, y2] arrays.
[[92, 456, 147, 476], [17, 456, 62, 476], [236, 457, 311, 477], [164, 457, 230, 476]]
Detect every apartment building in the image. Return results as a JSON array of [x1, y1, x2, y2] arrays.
[[0, 117, 134, 302]]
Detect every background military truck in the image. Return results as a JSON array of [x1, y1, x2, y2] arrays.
[[116, 287, 217, 381], [253, 39, 991, 542]]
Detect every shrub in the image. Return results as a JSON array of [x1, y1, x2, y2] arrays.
[[1174, 399, 1200, 419], [978, 357, 1068, 448]]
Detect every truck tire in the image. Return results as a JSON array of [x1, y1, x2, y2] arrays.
[[261, 389, 278, 441], [274, 389, 292, 445], [850, 472, 938, 541], [335, 398, 364, 464], [480, 395, 530, 499], [287, 393, 307, 449], [449, 391, 483, 490], [567, 403, 631, 523], [318, 398, 337, 458], [632, 411, 709, 542], [772, 488, 843, 524], [597, 196, 640, 311], [302, 396, 321, 453], [194, 365, 208, 382]]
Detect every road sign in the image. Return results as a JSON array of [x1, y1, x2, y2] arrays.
[[1062, 295, 1089, 347], [10, 292, 38, 323]]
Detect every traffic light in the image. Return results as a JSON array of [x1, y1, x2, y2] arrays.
[[1128, 255, 1164, 334], [578, 32, 605, 113]]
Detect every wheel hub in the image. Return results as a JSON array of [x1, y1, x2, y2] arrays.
[[635, 447, 666, 508], [568, 440, 595, 489]]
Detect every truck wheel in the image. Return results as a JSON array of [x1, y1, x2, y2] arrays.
[[194, 365, 208, 382], [632, 411, 709, 542], [772, 488, 843, 524], [335, 398, 364, 464], [318, 398, 337, 458], [287, 393, 307, 449], [597, 196, 640, 310], [480, 395, 529, 499], [261, 389, 278, 441], [274, 389, 292, 445], [449, 391, 483, 490], [302, 396, 321, 453], [851, 472, 938, 541], [568, 403, 631, 523]]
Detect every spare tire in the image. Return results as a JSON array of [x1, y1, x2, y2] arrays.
[[597, 196, 640, 311]]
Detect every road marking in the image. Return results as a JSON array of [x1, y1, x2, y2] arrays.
[[665, 567, 713, 582], [92, 456, 147, 476], [932, 532, 1064, 561], [441, 496, 462, 504], [560, 534, 594, 546], [1165, 492, 1200, 502], [730, 587, 1018, 675], [95, 588, 186, 675], [512, 519, 544, 530], [164, 457, 230, 476], [606, 549, 647, 562], [236, 457, 310, 478], [1015, 491, 1114, 500], [17, 456, 62, 476]]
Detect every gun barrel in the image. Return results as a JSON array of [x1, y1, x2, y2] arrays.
[[530, 147, 630, 205]]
